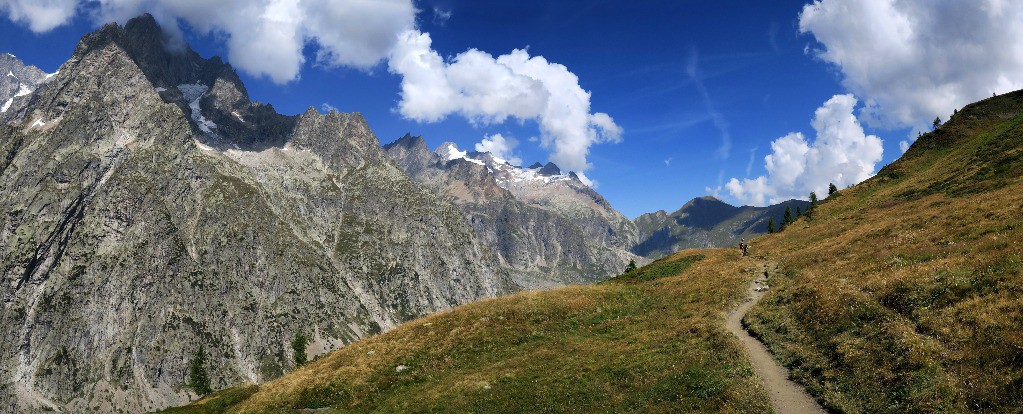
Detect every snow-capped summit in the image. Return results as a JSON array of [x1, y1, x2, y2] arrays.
[[431, 141, 580, 187], [385, 134, 642, 290]]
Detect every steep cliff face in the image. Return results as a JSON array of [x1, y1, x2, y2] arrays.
[[385, 135, 641, 288], [633, 196, 810, 259], [0, 16, 511, 413]]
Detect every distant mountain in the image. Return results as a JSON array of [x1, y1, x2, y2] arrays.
[[0, 53, 53, 113], [385, 134, 641, 288], [633, 196, 810, 259], [0, 15, 513, 413]]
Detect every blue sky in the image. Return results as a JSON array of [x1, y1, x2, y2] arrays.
[[3, 0, 1021, 218]]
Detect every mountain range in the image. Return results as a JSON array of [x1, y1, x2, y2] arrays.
[[633, 196, 810, 259], [1, 16, 514, 412], [384, 134, 641, 288], [1, 15, 813, 413]]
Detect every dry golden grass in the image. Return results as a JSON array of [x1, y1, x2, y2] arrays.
[[745, 90, 1023, 413]]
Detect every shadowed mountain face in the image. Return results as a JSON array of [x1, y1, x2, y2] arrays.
[[0, 15, 513, 413], [384, 134, 642, 288], [633, 196, 810, 259]]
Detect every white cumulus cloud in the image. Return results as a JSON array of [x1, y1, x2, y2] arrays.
[[800, 0, 1023, 132], [475, 133, 522, 166], [0, 0, 416, 84], [388, 30, 622, 174], [724, 94, 883, 206], [0, 0, 78, 32]]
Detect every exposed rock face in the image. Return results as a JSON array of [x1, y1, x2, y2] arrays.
[[0, 16, 512, 413], [633, 196, 811, 259], [0, 53, 51, 114], [385, 135, 641, 288]]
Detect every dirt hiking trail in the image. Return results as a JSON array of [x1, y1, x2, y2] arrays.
[[726, 261, 826, 414]]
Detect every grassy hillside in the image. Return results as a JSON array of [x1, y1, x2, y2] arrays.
[[744, 90, 1023, 412], [157, 251, 771, 413], [161, 90, 1023, 414]]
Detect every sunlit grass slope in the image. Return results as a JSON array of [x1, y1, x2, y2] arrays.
[[159, 251, 770, 413], [745, 90, 1023, 412]]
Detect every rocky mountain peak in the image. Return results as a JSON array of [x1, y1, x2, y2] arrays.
[[537, 162, 562, 176], [386, 133, 429, 151], [84, 15, 246, 97], [0, 53, 49, 113], [434, 141, 464, 160], [383, 133, 436, 174]]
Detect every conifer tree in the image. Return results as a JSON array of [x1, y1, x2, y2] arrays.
[[796, 206, 803, 217], [767, 217, 776, 233], [808, 192, 818, 220], [624, 259, 637, 274], [292, 333, 308, 366], [828, 183, 838, 196], [783, 206, 793, 225], [933, 116, 942, 130], [189, 346, 212, 397]]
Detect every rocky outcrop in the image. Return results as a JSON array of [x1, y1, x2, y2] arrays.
[[0, 15, 512, 413], [0, 53, 51, 114], [385, 135, 641, 289], [633, 196, 811, 259]]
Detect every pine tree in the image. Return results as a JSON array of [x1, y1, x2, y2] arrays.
[[828, 183, 838, 196], [933, 116, 942, 130], [292, 333, 308, 366], [624, 259, 637, 274], [808, 192, 818, 220], [189, 346, 212, 397], [796, 206, 803, 217], [767, 217, 776, 233], [783, 206, 793, 225]]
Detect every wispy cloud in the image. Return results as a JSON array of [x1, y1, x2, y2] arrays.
[[768, 22, 780, 53], [664, 157, 673, 167], [745, 147, 757, 176], [432, 6, 452, 26], [686, 47, 731, 160]]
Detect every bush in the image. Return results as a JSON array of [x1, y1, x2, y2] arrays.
[[292, 333, 308, 366]]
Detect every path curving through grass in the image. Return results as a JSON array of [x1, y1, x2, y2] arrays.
[[726, 261, 826, 414]]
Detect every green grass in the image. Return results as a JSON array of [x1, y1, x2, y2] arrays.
[[156, 251, 771, 413], [158, 385, 260, 414], [608, 254, 704, 284]]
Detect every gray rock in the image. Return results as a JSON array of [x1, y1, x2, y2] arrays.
[[384, 135, 642, 289], [0, 53, 51, 114]]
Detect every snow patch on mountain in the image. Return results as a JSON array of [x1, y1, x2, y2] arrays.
[[177, 83, 218, 135], [434, 142, 579, 187]]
